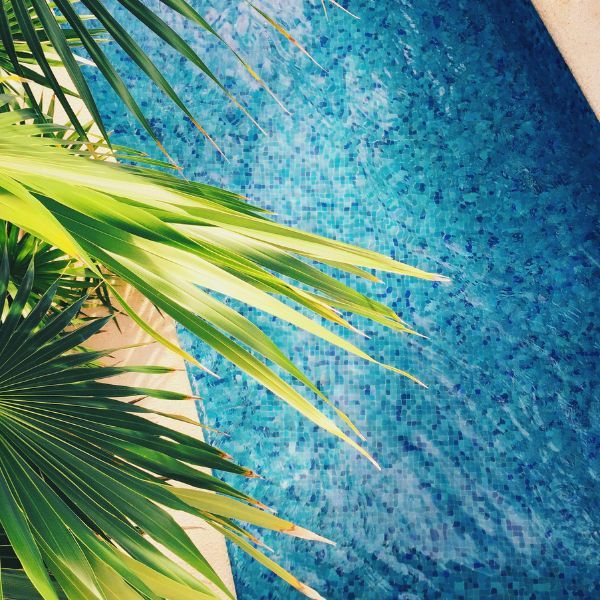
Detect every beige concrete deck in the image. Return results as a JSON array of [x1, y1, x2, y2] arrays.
[[532, 0, 600, 118], [88, 287, 236, 597]]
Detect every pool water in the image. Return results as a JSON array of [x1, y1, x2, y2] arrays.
[[93, 0, 599, 598]]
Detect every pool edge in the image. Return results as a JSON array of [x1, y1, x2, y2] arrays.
[[531, 0, 600, 119]]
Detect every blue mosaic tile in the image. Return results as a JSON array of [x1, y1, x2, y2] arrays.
[[90, 0, 599, 598]]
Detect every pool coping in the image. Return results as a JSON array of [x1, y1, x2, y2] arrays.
[[88, 287, 237, 597], [531, 0, 600, 119]]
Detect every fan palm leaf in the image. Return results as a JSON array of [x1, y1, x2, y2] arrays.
[[0, 254, 332, 600], [0, 222, 109, 312], [0, 105, 447, 466]]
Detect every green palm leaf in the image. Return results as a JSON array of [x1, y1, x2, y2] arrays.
[[0, 105, 446, 466], [0, 222, 110, 313], [0, 253, 331, 600], [0, 0, 299, 151], [0, 0, 101, 131]]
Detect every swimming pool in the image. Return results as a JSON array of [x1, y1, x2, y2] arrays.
[[95, 0, 599, 597]]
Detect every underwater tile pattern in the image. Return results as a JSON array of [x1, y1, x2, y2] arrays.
[[91, 0, 599, 597]]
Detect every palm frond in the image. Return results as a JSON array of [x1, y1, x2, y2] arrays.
[[0, 253, 330, 600], [0, 221, 111, 313], [0, 104, 446, 466], [0, 0, 314, 151], [0, 0, 99, 133]]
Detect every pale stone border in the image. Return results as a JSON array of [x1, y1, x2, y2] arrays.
[[87, 287, 237, 596], [532, 0, 600, 118]]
